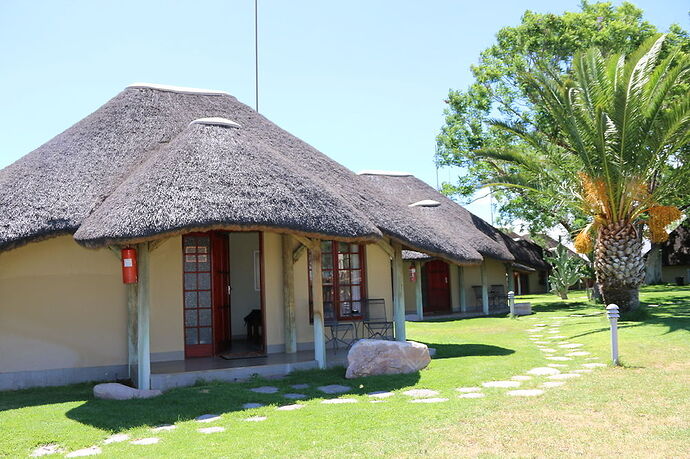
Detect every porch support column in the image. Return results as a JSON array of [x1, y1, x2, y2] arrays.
[[282, 234, 297, 354], [136, 242, 151, 390], [310, 241, 326, 369], [459, 266, 467, 313], [392, 241, 406, 341], [481, 261, 489, 315], [506, 263, 515, 293], [127, 283, 139, 382], [414, 261, 423, 320], [449, 264, 460, 312]]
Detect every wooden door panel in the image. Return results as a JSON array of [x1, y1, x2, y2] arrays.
[[424, 260, 451, 313]]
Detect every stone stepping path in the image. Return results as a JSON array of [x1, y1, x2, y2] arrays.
[[559, 343, 584, 349], [242, 403, 264, 409], [527, 367, 561, 376], [198, 427, 225, 434], [547, 373, 582, 380], [547, 363, 568, 368], [511, 375, 532, 381], [546, 356, 572, 361], [540, 381, 566, 388], [317, 385, 350, 394], [507, 389, 544, 397], [551, 335, 566, 339], [458, 392, 485, 398], [195, 414, 221, 423], [283, 393, 307, 400], [582, 363, 606, 368], [277, 404, 304, 411], [250, 386, 279, 394], [104, 433, 130, 443], [244, 416, 267, 422], [31, 444, 65, 457], [322, 398, 357, 404], [130, 438, 159, 445], [291, 383, 309, 389], [368, 391, 395, 398], [566, 351, 590, 356], [456, 387, 481, 393], [482, 381, 521, 388], [538, 348, 557, 353], [65, 446, 102, 457], [151, 425, 175, 432], [402, 389, 439, 397], [410, 397, 448, 403]]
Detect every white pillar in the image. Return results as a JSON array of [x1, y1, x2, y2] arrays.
[[392, 242, 406, 341], [282, 234, 297, 353], [508, 290, 515, 316], [606, 304, 620, 365], [136, 242, 151, 390], [459, 266, 467, 313], [126, 283, 138, 382], [481, 262, 489, 315], [506, 263, 514, 293], [310, 242, 326, 368], [449, 264, 460, 312], [414, 261, 423, 320]]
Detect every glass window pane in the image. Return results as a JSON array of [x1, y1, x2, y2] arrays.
[[184, 260, 197, 272], [184, 292, 197, 308], [323, 286, 334, 303], [351, 286, 361, 301], [339, 270, 351, 284], [199, 309, 212, 326], [184, 273, 197, 290], [339, 287, 351, 301], [323, 270, 333, 284], [321, 241, 332, 253], [322, 254, 333, 269], [351, 270, 362, 284], [350, 253, 360, 269], [198, 273, 211, 290], [340, 301, 352, 316], [338, 242, 348, 253], [199, 327, 212, 344], [198, 291, 211, 307], [185, 328, 198, 345], [184, 236, 197, 248], [197, 256, 210, 271], [351, 301, 362, 315], [350, 243, 359, 252], [184, 309, 197, 326], [338, 254, 350, 270]]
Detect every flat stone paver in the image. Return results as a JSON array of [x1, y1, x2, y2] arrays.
[[459, 392, 485, 398], [507, 389, 544, 397], [31, 444, 64, 457], [277, 404, 304, 411], [511, 375, 532, 381], [572, 369, 593, 373], [527, 367, 561, 376], [540, 381, 566, 388], [482, 381, 521, 388], [456, 387, 481, 393], [547, 373, 582, 380], [559, 343, 584, 348], [317, 385, 351, 394], [402, 389, 439, 397], [322, 398, 358, 404], [582, 363, 606, 368], [291, 383, 309, 390], [534, 341, 550, 345], [368, 391, 395, 398], [130, 438, 159, 445], [410, 397, 448, 403], [244, 416, 267, 422], [250, 386, 279, 394], [65, 447, 102, 457], [566, 351, 590, 356], [198, 427, 225, 434], [547, 363, 568, 368], [242, 403, 264, 409], [539, 348, 557, 353], [586, 357, 600, 360], [104, 433, 130, 443], [545, 356, 572, 361], [283, 393, 307, 400], [551, 335, 566, 339], [195, 414, 221, 423], [151, 425, 176, 432]]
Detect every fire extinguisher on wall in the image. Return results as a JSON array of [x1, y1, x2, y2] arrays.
[[409, 264, 417, 282], [121, 247, 138, 284]]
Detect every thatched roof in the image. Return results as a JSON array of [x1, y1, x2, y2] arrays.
[[662, 225, 690, 266], [358, 173, 518, 265]]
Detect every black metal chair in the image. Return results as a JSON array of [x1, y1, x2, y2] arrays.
[[323, 302, 357, 350], [362, 298, 394, 340]]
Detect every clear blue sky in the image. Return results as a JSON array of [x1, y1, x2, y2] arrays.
[[1, 0, 687, 223]]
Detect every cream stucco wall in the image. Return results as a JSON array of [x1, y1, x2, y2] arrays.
[[458, 258, 507, 309], [149, 236, 184, 360], [0, 236, 127, 373], [661, 265, 690, 284]]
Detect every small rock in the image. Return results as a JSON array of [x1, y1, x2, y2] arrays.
[[277, 404, 304, 411], [402, 389, 439, 398], [367, 391, 394, 398], [507, 389, 544, 397], [103, 433, 130, 443], [410, 397, 448, 403], [559, 343, 584, 349], [195, 414, 221, 423], [283, 393, 306, 400], [527, 367, 561, 376], [539, 348, 557, 353], [250, 386, 279, 394], [31, 444, 64, 457], [455, 387, 481, 393], [566, 351, 590, 356], [511, 375, 532, 381], [198, 427, 225, 434], [65, 446, 102, 457], [545, 356, 572, 361], [93, 383, 162, 401], [130, 438, 159, 445], [244, 416, 267, 422], [151, 425, 176, 432], [317, 384, 351, 394], [242, 403, 264, 409]]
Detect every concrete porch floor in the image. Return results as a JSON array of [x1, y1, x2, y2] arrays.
[[405, 307, 510, 321], [150, 349, 349, 391]]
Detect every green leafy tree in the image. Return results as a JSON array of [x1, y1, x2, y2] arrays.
[[473, 35, 690, 311], [436, 1, 690, 234], [546, 244, 584, 299]]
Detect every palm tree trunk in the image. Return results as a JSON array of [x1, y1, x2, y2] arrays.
[[594, 222, 645, 312]]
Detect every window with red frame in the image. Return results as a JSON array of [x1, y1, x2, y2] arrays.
[[309, 241, 366, 321]]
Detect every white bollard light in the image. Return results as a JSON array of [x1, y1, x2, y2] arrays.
[[606, 304, 620, 365], [508, 291, 515, 316]]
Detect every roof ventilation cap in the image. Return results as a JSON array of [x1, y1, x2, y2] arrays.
[[189, 117, 241, 129], [409, 199, 441, 208]]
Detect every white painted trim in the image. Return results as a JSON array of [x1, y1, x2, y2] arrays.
[[357, 170, 413, 177], [189, 117, 241, 129], [127, 82, 229, 95]]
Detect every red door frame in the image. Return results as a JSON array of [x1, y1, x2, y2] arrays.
[[423, 260, 451, 313]]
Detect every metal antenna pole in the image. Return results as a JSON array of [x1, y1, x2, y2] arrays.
[[255, 0, 259, 112]]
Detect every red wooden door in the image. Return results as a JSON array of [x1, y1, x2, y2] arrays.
[[183, 232, 230, 358], [424, 260, 451, 313]]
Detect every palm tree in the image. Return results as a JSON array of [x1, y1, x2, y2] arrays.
[[476, 35, 690, 311]]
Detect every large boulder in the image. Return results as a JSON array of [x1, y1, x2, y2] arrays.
[[93, 383, 162, 400], [345, 339, 431, 379]]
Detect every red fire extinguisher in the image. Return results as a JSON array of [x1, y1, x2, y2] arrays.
[[121, 247, 138, 284], [409, 265, 417, 282]]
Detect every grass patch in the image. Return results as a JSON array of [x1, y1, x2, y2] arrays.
[[1, 286, 688, 458]]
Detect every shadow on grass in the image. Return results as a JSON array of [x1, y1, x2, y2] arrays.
[[59, 366, 420, 432], [0, 383, 94, 412], [416, 343, 514, 359]]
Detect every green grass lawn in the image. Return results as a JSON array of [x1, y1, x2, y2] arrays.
[[2, 286, 688, 458]]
